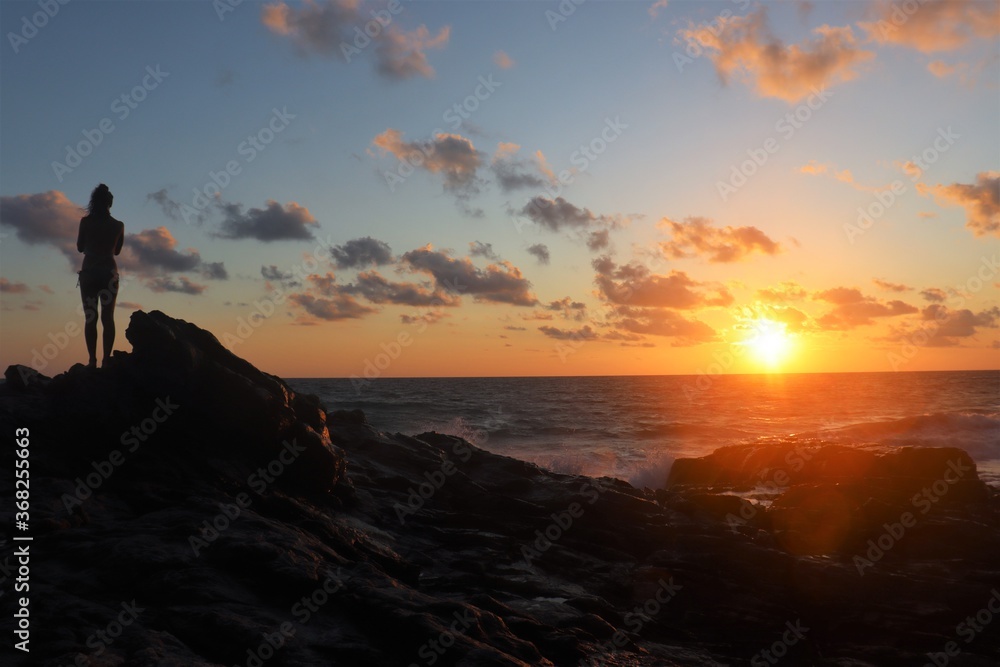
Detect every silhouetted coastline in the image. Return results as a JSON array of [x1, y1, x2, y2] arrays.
[[2, 311, 999, 666]]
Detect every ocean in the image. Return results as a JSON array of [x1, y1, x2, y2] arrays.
[[289, 370, 1000, 489]]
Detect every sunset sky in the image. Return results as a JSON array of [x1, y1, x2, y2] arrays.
[[1, 0, 998, 378]]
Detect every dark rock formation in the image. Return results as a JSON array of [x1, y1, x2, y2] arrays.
[[1, 311, 999, 666]]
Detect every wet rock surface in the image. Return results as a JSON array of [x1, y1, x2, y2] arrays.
[[1, 312, 998, 666]]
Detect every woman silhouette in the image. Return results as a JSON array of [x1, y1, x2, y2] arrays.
[[77, 183, 124, 368]]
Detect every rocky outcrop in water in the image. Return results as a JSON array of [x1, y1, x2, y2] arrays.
[[1, 311, 998, 666]]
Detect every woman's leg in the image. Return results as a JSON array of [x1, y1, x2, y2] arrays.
[[79, 274, 99, 367], [99, 274, 119, 365]]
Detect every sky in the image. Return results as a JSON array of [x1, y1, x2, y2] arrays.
[[1, 0, 998, 379]]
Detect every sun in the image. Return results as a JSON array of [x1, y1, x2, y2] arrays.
[[743, 318, 794, 369]]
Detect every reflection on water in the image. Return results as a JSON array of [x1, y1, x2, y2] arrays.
[[290, 370, 1000, 488]]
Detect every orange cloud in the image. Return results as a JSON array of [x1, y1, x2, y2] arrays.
[[757, 281, 807, 302], [872, 278, 911, 292], [402, 245, 539, 306], [659, 216, 783, 263], [118, 227, 201, 275], [493, 50, 515, 69], [0, 190, 80, 262], [648, 0, 669, 19], [814, 287, 917, 329], [679, 8, 874, 103], [918, 171, 1000, 237], [882, 305, 1000, 347], [799, 161, 891, 192], [799, 160, 827, 175], [262, 0, 449, 80], [593, 256, 733, 309], [373, 129, 482, 193], [860, 0, 1000, 53], [376, 24, 450, 80], [610, 305, 716, 344], [927, 60, 965, 77]]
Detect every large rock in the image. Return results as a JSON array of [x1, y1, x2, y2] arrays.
[[5, 310, 346, 496], [1, 314, 998, 666]]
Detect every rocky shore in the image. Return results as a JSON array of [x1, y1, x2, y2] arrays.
[[1, 311, 998, 666]]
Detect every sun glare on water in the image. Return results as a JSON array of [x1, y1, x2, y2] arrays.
[[743, 319, 794, 370]]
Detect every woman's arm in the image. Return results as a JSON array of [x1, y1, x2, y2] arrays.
[[114, 220, 124, 255], [76, 218, 87, 253]]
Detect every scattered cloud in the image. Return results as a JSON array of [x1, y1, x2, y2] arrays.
[[610, 305, 717, 344], [214, 200, 319, 241], [766, 305, 810, 332], [118, 227, 202, 275], [0, 190, 80, 261], [288, 292, 377, 321], [518, 196, 617, 232], [527, 243, 550, 265], [756, 281, 807, 302], [539, 324, 599, 341], [927, 59, 965, 77], [147, 276, 207, 295], [493, 50, 515, 69], [373, 129, 483, 199], [917, 171, 1000, 238], [262, 0, 450, 80], [262, 265, 293, 281], [375, 24, 451, 80], [860, 0, 999, 53], [593, 256, 733, 309], [679, 7, 874, 103], [0, 278, 29, 293], [202, 261, 229, 280], [402, 244, 538, 306], [215, 68, 236, 87], [920, 287, 948, 302], [587, 230, 610, 252], [348, 270, 459, 307], [331, 236, 394, 268], [872, 278, 910, 292], [814, 287, 917, 329], [885, 305, 1000, 347], [400, 311, 447, 326], [490, 143, 547, 192], [287, 272, 381, 321], [659, 216, 783, 263], [545, 296, 587, 321], [469, 240, 499, 260], [147, 188, 192, 223], [648, 0, 669, 19], [798, 161, 889, 192]]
